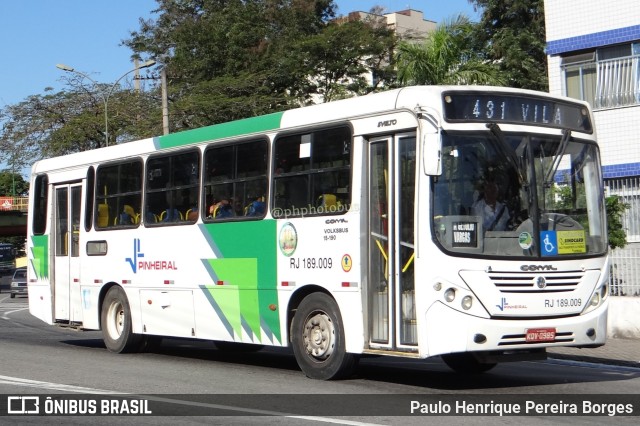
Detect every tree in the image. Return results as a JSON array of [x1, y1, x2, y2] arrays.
[[469, 0, 547, 91], [0, 170, 28, 196], [124, 0, 333, 129], [395, 15, 505, 86], [606, 195, 629, 250], [123, 0, 396, 129], [295, 17, 397, 103], [0, 80, 160, 168]]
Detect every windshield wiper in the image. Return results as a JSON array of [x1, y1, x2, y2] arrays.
[[486, 123, 523, 183], [544, 129, 571, 186]]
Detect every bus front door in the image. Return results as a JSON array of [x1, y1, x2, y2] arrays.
[[367, 134, 417, 351], [53, 183, 83, 323]]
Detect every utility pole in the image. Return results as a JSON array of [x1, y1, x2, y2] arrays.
[[161, 68, 169, 135]]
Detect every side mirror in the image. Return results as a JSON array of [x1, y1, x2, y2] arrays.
[[421, 115, 442, 176]]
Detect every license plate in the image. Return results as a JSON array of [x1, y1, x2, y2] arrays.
[[526, 327, 556, 342]]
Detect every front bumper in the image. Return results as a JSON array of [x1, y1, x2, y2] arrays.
[[423, 299, 608, 358]]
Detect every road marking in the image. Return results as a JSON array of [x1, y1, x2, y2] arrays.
[[0, 307, 28, 320], [0, 374, 381, 425]]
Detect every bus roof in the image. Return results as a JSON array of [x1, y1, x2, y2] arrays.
[[30, 85, 592, 175]]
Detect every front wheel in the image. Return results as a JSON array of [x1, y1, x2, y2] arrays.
[[101, 286, 141, 353], [291, 293, 356, 380]]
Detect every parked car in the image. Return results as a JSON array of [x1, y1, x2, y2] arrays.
[[10, 267, 27, 298]]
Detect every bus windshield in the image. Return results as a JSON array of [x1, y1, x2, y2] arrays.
[[433, 129, 607, 258]]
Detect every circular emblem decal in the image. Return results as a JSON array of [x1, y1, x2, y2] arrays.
[[518, 232, 533, 250], [279, 222, 298, 256], [341, 254, 352, 272], [536, 276, 547, 289]]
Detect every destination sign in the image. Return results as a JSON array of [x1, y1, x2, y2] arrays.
[[442, 92, 592, 133]]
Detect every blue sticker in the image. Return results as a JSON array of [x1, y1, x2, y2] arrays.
[[540, 231, 558, 256]]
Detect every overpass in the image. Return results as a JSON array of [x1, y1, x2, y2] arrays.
[[0, 197, 28, 237]]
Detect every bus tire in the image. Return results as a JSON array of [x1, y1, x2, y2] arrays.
[[101, 286, 141, 353], [291, 292, 356, 380], [441, 353, 497, 374]]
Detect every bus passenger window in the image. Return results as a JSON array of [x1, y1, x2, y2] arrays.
[[145, 150, 200, 226], [272, 126, 351, 217], [203, 139, 268, 222], [95, 160, 142, 229]]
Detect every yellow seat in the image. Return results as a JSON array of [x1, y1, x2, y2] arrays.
[[115, 204, 136, 225], [160, 209, 183, 222], [318, 194, 340, 210], [97, 203, 109, 228]]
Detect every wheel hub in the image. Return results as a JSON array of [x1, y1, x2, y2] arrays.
[[303, 312, 335, 360]]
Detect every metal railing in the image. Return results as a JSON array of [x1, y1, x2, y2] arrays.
[[0, 196, 29, 212], [606, 177, 640, 296], [595, 55, 640, 109], [563, 54, 640, 110]]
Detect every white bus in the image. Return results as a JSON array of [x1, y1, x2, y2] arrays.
[[27, 86, 609, 379]]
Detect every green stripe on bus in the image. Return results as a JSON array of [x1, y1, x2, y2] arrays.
[[201, 220, 280, 343], [157, 112, 284, 149], [30, 235, 49, 280]]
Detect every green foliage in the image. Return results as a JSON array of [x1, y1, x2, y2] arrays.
[[606, 195, 629, 250], [469, 0, 548, 90], [0, 82, 160, 168], [0, 170, 28, 196], [124, 0, 396, 129], [395, 15, 505, 86]]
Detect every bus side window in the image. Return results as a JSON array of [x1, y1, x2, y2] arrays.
[[272, 126, 351, 217], [95, 160, 143, 229], [203, 139, 267, 222]]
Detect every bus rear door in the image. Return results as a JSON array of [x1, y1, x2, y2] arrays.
[[53, 183, 83, 323]]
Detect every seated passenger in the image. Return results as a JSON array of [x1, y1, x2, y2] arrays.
[[245, 196, 265, 216], [472, 179, 510, 231], [163, 207, 181, 222], [209, 198, 234, 219], [118, 205, 136, 225], [186, 205, 198, 221]]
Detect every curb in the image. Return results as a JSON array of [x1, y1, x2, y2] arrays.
[[547, 353, 640, 369]]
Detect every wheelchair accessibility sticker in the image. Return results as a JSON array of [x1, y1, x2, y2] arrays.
[[541, 230, 587, 256]]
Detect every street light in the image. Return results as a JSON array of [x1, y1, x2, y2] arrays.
[[56, 59, 156, 146]]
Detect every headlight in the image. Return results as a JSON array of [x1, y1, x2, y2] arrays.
[[461, 296, 473, 310], [444, 288, 456, 302]]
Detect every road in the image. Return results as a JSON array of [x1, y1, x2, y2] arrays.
[[0, 282, 639, 424]]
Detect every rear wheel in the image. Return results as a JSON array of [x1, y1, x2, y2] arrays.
[[291, 293, 356, 380], [441, 353, 497, 374], [101, 286, 141, 353]]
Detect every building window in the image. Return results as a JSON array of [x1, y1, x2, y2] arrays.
[[562, 42, 640, 109]]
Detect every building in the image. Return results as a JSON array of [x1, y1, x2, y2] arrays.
[[545, 0, 640, 296], [338, 9, 436, 40], [325, 9, 435, 95]]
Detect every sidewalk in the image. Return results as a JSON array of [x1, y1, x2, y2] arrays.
[[547, 337, 640, 368]]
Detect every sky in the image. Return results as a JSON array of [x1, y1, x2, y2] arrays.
[[0, 0, 479, 109]]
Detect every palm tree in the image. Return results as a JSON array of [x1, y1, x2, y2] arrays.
[[396, 15, 505, 86]]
